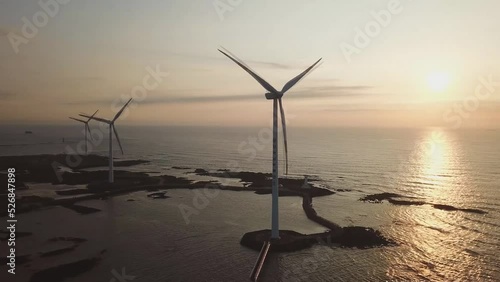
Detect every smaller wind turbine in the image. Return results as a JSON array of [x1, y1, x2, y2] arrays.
[[80, 98, 132, 183], [69, 109, 98, 155]]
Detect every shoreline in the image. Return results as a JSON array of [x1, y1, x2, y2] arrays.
[[0, 154, 334, 217]]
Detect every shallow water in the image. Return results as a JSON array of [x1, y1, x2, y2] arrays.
[[0, 126, 499, 281]]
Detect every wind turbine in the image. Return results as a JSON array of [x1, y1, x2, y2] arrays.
[[80, 98, 133, 183], [69, 110, 98, 155], [218, 48, 322, 239]]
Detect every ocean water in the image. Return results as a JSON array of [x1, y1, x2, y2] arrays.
[[0, 125, 499, 281]]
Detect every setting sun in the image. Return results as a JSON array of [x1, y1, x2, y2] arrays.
[[427, 71, 451, 92]]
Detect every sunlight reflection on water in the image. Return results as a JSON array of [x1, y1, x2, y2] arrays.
[[386, 129, 489, 280]]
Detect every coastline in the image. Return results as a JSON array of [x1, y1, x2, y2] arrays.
[[0, 153, 493, 281]]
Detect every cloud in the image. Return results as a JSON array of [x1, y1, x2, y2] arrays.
[[244, 60, 295, 70], [61, 84, 374, 106], [136, 84, 373, 104], [290, 85, 371, 95], [322, 100, 500, 113], [141, 86, 372, 104], [171, 51, 300, 70]]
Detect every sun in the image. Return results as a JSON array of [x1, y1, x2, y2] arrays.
[[427, 72, 451, 92]]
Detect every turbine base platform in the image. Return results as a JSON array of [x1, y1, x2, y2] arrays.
[[241, 227, 395, 252], [240, 229, 313, 252]]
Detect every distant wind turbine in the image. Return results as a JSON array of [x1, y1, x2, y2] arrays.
[[69, 109, 98, 155], [80, 98, 133, 183], [218, 47, 322, 239]]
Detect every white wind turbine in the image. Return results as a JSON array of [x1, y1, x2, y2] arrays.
[[80, 98, 133, 183], [69, 109, 99, 155], [219, 48, 322, 239]]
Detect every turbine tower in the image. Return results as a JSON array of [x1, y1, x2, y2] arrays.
[[80, 98, 132, 183], [219, 48, 321, 239], [69, 109, 98, 155]]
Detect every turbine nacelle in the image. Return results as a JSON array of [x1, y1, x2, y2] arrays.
[[265, 92, 282, 100]]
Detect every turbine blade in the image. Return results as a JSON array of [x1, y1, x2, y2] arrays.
[[87, 109, 99, 122], [113, 125, 124, 155], [278, 98, 288, 175], [86, 123, 92, 140], [281, 58, 322, 95], [218, 48, 279, 94], [69, 117, 87, 123], [113, 98, 133, 122], [79, 114, 111, 124]]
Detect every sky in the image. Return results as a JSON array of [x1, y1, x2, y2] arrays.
[[0, 0, 499, 128]]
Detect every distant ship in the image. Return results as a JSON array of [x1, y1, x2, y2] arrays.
[[25, 131, 33, 134]]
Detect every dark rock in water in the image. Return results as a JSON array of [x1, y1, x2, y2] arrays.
[[152, 195, 169, 199], [22, 195, 53, 202], [189, 180, 222, 189], [40, 245, 76, 257], [62, 204, 101, 214], [19, 254, 32, 265], [157, 175, 192, 186], [459, 208, 487, 214], [253, 187, 334, 197], [77, 171, 155, 188], [361, 192, 488, 215], [360, 192, 403, 203], [432, 204, 458, 211], [0, 154, 149, 184], [253, 189, 301, 196], [432, 204, 487, 214], [194, 168, 209, 175], [147, 192, 169, 199], [0, 230, 32, 241], [172, 166, 190, 170], [0, 254, 31, 265], [29, 257, 100, 282], [192, 169, 327, 192], [56, 188, 90, 196], [0, 195, 54, 217], [336, 189, 352, 192], [127, 199, 135, 202], [388, 198, 426, 206], [335, 226, 394, 248], [47, 237, 87, 243]]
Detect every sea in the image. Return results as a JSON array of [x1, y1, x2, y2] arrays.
[[0, 125, 499, 281]]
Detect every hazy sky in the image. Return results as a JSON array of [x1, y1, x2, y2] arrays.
[[1, 0, 499, 128]]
